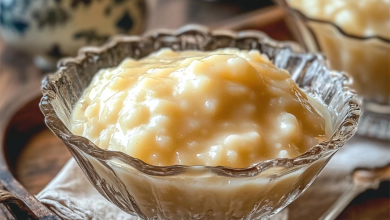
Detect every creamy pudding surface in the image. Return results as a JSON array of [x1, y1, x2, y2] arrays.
[[71, 48, 326, 167]]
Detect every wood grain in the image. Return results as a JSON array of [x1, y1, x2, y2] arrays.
[[15, 130, 71, 195], [3, 95, 71, 195], [0, 188, 38, 220]]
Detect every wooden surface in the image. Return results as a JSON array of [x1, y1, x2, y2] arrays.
[[0, 1, 389, 219], [16, 130, 71, 195], [6, 97, 72, 195]]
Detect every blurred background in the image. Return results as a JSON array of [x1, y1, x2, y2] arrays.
[[0, 1, 388, 220], [0, 0, 286, 103]]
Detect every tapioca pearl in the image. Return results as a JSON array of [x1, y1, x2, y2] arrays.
[[72, 102, 86, 117], [85, 102, 100, 118], [154, 82, 175, 100], [99, 95, 125, 125], [225, 56, 263, 87], [223, 132, 261, 154], [119, 66, 145, 78], [119, 105, 150, 131], [202, 54, 230, 65], [131, 86, 147, 102], [98, 124, 116, 150], [108, 131, 128, 152], [149, 115, 171, 129], [203, 99, 219, 115], [71, 122, 86, 136], [184, 77, 209, 95], [225, 82, 249, 96], [178, 100, 190, 111], [186, 119, 201, 132], [101, 69, 115, 81], [145, 67, 159, 75], [192, 76, 213, 95], [278, 150, 289, 158], [126, 130, 156, 162], [204, 145, 224, 165], [147, 99, 179, 117], [183, 59, 208, 75], [155, 135, 173, 150], [85, 117, 105, 140], [269, 97, 287, 110], [276, 113, 302, 143], [226, 150, 239, 164], [108, 76, 131, 91], [248, 50, 271, 64], [302, 134, 320, 150], [138, 76, 163, 91], [174, 77, 196, 97]]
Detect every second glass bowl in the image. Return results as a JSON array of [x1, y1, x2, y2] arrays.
[[40, 25, 360, 219], [276, 0, 390, 140]]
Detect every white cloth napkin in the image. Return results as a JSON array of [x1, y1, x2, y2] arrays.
[[36, 136, 389, 220], [37, 159, 133, 220]]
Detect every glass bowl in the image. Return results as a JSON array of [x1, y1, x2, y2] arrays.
[[40, 25, 360, 220], [275, 0, 390, 140]]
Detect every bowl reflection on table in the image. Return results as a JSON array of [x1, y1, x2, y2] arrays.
[[276, 0, 390, 140], [39, 25, 360, 220]]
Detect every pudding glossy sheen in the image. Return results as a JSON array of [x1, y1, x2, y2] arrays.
[[71, 48, 326, 167]]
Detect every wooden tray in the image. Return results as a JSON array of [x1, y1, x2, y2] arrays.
[[0, 87, 70, 219]]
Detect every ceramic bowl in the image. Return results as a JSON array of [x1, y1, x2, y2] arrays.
[[0, 0, 146, 70]]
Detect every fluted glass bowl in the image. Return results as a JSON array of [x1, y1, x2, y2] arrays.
[[275, 0, 390, 140], [40, 25, 360, 220]]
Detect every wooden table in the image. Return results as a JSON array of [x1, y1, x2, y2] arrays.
[[0, 1, 389, 219]]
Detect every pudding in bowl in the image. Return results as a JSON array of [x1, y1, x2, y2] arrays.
[[71, 48, 327, 168], [40, 26, 360, 220]]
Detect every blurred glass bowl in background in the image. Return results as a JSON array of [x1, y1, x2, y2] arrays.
[[276, 0, 390, 140], [40, 25, 360, 219]]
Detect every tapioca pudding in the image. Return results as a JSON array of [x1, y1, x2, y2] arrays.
[[71, 48, 327, 168]]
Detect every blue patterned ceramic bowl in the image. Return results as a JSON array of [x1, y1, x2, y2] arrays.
[[0, 0, 146, 70]]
